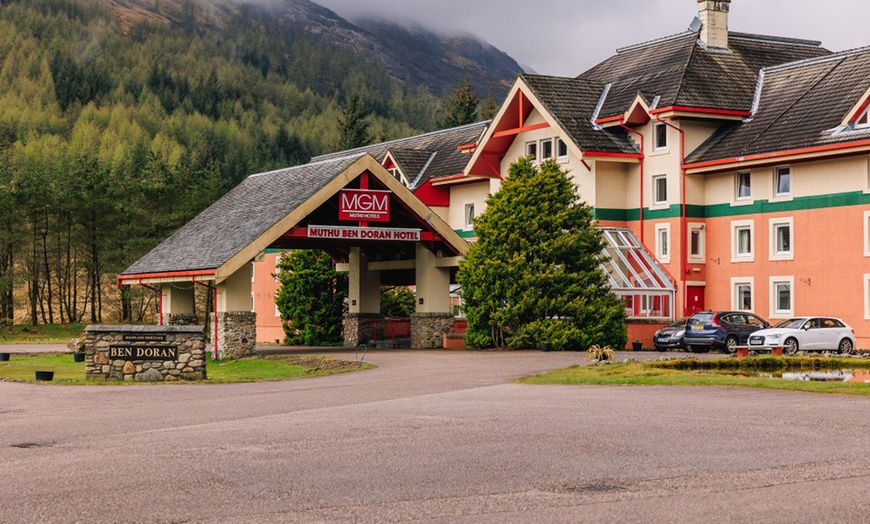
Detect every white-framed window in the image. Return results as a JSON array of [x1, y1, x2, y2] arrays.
[[688, 223, 705, 262], [275, 299, 281, 318], [464, 203, 475, 230], [654, 122, 667, 150], [731, 220, 754, 262], [556, 138, 569, 161], [655, 223, 671, 263], [769, 217, 794, 261], [857, 107, 869, 128], [275, 254, 284, 282], [864, 210, 870, 257], [736, 171, 751, 200], [769, 276, 794, 318], [653, 175, 668, 206], [251, 292, 255, 313], [731, 277, 754, 311], [525, 141, 538, 161], [865, 274, 870, 319], [540, 138, 554, 160], [774, 166, 791, 197]]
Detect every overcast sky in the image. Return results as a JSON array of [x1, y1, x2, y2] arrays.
[[314, 0, 870, 77]]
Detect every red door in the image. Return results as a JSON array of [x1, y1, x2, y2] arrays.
[[687, 286, 705, 315]]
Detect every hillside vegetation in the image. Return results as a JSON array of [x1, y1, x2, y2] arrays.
[[0, 0, 485, 325]]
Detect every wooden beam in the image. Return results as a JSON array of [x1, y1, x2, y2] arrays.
[[367, 259, 416, 271], [491, 122, 550, 139]]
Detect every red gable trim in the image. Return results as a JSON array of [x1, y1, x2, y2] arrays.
[[594, 115, 624, 125], [849, 98, 870, 124], [119, 269, 216, 282], [686, 139, 870, 170], [491, 122, 550, 138], [650, 106, 752, 117], [583, 151, 642, 159]]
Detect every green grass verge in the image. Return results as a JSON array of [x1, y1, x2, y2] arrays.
[[0, 324, 85, 344], [0, 353, 372, 385], [520, 356, 870, 395]]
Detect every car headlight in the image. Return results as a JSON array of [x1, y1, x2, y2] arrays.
[[766, 334, 782, 340], [674, 329, 685, 338], [654, 330, 661, 337]]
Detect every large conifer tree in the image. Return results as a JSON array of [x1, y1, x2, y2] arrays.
[[457, 158, 626, 350]]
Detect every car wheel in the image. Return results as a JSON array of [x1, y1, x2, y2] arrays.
[[838, 338, 854, 355], [725, 335, 739, 354], [784, 338, 799, 355]]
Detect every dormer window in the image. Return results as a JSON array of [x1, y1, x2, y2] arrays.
[[857, 108, 870, 129]]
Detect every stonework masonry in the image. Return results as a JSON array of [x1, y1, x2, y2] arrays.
[[411, 313, 454, 349], [162, 313, 199, 326], [84, 325, 206, 382], [217, 311, 257, 359], [344, 313, 384, 347]]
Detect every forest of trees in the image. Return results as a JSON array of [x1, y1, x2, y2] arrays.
[[0, 0, 493, 326]]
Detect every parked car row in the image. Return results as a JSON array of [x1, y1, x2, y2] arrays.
[[654, 311, 857, 354]]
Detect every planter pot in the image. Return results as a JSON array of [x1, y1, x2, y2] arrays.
[[73, 352, 85, 362], [631, 341, 643, 352], [0, 352, 9, 361], [736, 348, 749, 358], [539, 343, 552, 352], [35, 371, 54, 381]]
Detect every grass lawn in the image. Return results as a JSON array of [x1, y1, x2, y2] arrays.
[[0, 324, 84, 344], [0, 352, 372, 385], [520, 356, 870, 396]]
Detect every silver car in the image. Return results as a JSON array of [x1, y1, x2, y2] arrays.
[[748, 316, 856, 354]]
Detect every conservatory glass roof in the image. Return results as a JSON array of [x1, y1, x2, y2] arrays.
[[600, 227, 675, 292]]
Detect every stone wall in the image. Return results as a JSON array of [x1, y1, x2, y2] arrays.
[[84, 325, 206, 382], [162, 313, 199, 326], [411, 313, 454, 349], [217, 311, 257, 359], [344, 313, 384, 347]]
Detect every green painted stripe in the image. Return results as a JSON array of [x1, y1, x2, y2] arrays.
[[454, 229, 477, 239], [593, 191, 870, 221], [264, 248, 290, 254]]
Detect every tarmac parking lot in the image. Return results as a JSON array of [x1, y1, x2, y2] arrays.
[[1, 348, 869, 523]]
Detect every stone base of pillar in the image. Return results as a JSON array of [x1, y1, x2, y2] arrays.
[[217, 311, 257, 359], [411, 313, 454, 349], [344, 313, 384, 347], [162, 313, 199, 326]]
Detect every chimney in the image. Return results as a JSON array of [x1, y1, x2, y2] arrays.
[[697, 0, 731, 49]]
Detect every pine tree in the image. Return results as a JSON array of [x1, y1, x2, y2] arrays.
[[336, 93, 372, 150], [478, 93, 498, 121], [457, 158, 627, 350], [275, 250, 347, 345], [438, 77, 479, 128]]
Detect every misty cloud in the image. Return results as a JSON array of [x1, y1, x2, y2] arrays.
[[314, 0, 870, 77]]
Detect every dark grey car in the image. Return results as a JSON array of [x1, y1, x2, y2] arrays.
[[654, 318, 688, 351], [684, 311, 770, 354]]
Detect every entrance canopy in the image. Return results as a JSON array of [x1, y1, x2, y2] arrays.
[[119, 154, 468, 286]]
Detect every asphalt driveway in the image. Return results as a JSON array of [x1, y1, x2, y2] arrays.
[[1, 348, 868, 523]]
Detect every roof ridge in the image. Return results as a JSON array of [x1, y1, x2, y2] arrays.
[[410, 151, 438, 189], [312, 121, 490, 162], [247, 153, 367, 178], [729, 32, 823, 48], [616, 31, 695, 55], [672, 34, 701, 116], [763, 45, 870, 74]]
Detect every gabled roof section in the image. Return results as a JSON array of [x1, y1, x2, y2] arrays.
[[121, 154, 470, 283], [388, 148, 436, 187], [842, 85, 870, 127], [312, 121, 488, 190], [580, 31, 830, 120], [686, 46, 870, 167]]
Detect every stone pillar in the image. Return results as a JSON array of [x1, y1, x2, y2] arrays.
[[161, 283, 198, 326], [412, 244, 453, 348], [345, 247, 383, 347], [344, 313, 385, 348], [215, 262, 256, 359]]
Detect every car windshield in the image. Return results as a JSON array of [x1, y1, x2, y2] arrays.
[[773, 318, 805, 329], [668, 319, 686, 328]]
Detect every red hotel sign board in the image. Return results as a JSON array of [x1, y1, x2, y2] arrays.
[[339, 189, 391, 222]]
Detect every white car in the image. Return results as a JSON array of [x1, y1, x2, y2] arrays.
[[748, 316, 856, 354]]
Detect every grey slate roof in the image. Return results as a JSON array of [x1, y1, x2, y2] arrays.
[[580, 31, 830, 119], [687, 47, 870, 163], [389, 148, 435, 184], [520, 74, 638, 154], [122, 155, 364, 276], [312, 121, 488, 189]]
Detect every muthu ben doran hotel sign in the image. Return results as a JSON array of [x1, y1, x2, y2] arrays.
[[339, 189, 391, 222], [308, 225, 421, 241]]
